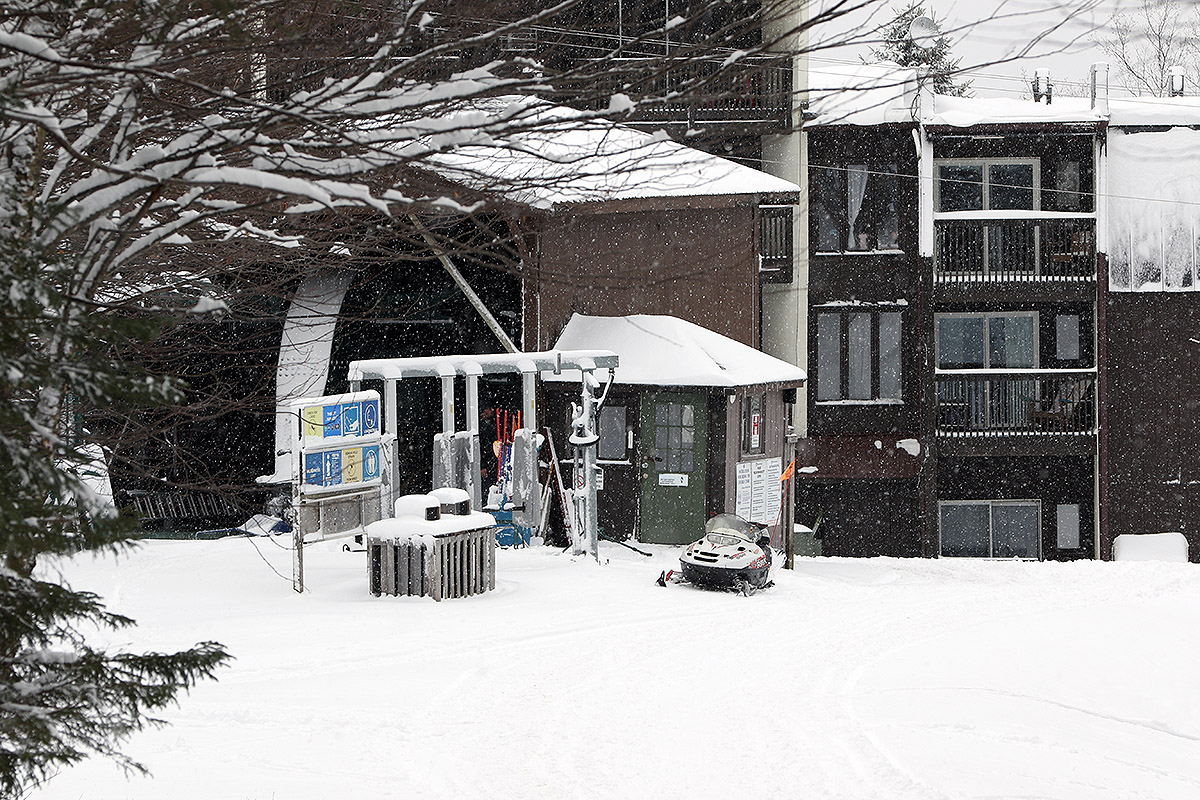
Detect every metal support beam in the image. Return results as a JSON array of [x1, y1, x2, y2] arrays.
[[409, 215, 518, 354]]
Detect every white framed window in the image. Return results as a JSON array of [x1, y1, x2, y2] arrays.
[[939, 499, 1041, 559], [815, 309, 903, 403], [936, 311, 1038, 370], [935, 158, 1041, 213]]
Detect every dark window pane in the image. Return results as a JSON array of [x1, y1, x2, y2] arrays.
[[817, 313, 841, 400], [989, 316, 1036, 369], [937, 317, 985, 369], [940, 503, 990, 557], [597, 406, 626, 460], [848, 312, 872, 400], [814, 167, 846, 251], [938, 165, 983, 211], [1056, 504, 1081, 549], [989, 164, 1035, 210], [1056, 314, 1080, 361], [993, 503, 1039, 558], [879, 312, 902, 400]]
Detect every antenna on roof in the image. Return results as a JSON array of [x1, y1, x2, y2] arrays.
[[908, 15, 939, 52]]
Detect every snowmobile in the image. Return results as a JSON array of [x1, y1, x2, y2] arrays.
[[657, 513, 774, 596]]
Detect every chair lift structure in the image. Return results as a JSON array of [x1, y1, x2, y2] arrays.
[[346, 350, 618, 561]]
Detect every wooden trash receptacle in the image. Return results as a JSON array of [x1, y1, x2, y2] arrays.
[[366, 492, 496, 601]]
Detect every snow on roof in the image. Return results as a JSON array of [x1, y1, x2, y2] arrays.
[[543, 313, 806, 388], [806, 62, 920, 126], [414, 100, 799, 210], [808, 62, 1200, 129]]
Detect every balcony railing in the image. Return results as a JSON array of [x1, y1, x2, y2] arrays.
[[936, 370, 1096, 437], [934, 216, 1096, 282], [579, 56, 792, 126], [759, 204, 793, 283]]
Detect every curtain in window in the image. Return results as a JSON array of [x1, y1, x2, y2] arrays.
[[879, 312, 902, 399], [817, 314, 840, 401], [848, 312, 872, 399], [846, 165, 869, 250]]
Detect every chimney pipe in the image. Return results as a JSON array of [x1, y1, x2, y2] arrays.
[[1032, 67, 1053, 104], [1091, 62, 1110, 115], [1169, 65, 1185, 96]]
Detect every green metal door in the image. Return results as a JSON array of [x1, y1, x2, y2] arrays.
[[638, 392, 707, 544]]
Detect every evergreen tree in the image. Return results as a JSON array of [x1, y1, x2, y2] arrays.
[[867, 3, 972, 96], [0, 160, 231, 795]]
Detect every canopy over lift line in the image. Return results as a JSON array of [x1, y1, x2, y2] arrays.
[[347, 350, 619, 560]]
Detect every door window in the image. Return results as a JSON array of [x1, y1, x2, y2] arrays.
[[654, 401, 695, 473]]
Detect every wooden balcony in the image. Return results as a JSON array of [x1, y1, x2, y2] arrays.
[[934, 216, 1096, 283], [578, 56, 792, 128], [759, 204, 793, 283], [936, 370, 1096, 438]]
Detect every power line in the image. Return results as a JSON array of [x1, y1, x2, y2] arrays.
[[809, 161, 1200, 211]]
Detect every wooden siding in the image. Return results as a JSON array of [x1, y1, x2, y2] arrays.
[[1105, 292, 1200, 561], [525, 205, 760, 350], [935, 454, 1095, 561]]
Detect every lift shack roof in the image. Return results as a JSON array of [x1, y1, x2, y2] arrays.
[[543, 313, 806, 390]]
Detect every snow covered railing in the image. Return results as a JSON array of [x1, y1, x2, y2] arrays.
[[578, 56, 792, 124], [935, 216, 1095, 282], [936, 370, 1096, 437]]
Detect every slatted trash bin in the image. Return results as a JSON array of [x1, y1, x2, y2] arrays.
[[366, 490, 496, 601]]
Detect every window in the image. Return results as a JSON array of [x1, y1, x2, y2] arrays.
[[1056, 503, 1081, 550], [597, 405, 628, 461], [741, 394, 764, 454], [940, 500, 1041, 559], [813, 163, 901, 252], [654, 402, 695, 473], [1055, 314, 1080, 361], [815, 309, 902, 403], [936, 159, 1040, 213], [936, 312, 1037, 370]]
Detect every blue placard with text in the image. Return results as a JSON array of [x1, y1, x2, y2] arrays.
[[362, 444, 381, 481], [322, 405, 342, 438], [362, 398, 380, 434], [322, 450, 342, 485]]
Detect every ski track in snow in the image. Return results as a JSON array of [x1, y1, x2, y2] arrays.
[[30, 539, 1200, 800]]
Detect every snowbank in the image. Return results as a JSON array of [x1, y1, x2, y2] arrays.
[[31, 540, 1200, 800], [1113, 532, 1190, 563]]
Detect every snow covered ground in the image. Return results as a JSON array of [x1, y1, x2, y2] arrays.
[[33, 538, 1200, 799]]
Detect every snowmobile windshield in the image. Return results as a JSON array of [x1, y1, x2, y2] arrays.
[[704, 513, 755, 544]]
